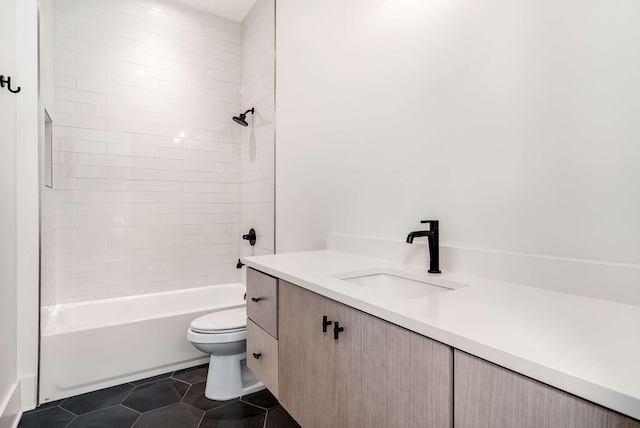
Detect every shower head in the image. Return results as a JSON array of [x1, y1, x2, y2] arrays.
[[233, 115, 248, 126], [232, 108, 255, 127]]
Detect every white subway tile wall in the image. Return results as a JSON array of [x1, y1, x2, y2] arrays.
[[48, 0, 256, 303], [240, 0, 275, 258]]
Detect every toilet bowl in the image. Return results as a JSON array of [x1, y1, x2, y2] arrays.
[[187, 307, 264, 400]]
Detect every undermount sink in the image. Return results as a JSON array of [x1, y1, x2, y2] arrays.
[[333, 268, 468, 299]]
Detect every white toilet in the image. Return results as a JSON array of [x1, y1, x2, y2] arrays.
[[186, 307, 264, 400]]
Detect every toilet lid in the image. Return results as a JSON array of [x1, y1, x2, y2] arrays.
[[190, 307, 247, 334]]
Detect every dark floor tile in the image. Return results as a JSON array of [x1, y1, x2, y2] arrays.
[[130, 372, 173, 386], [199, 401, 266, 428], [61, 384, 135, 415], [172, 364, 208, 385], [66, 405, 139, 428], [33, 398, 66, 411], [181, 382, 237, 411], [132, 403, 203, 428], [241, 389, 278, 410], [18, 407, 75, 428], [265, 406, 300, 428], [123, 378, 189, 413]]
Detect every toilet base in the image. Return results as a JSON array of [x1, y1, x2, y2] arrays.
[[204, 352, 265, 400]]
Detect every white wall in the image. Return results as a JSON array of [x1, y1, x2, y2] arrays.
[[0, 0, 19, 422], [276, 0, 640, 271], [17, 0, 41, 411], [240, 0, 275, 258], [50, 0, 243, 303], [0, 0, 40, 420]]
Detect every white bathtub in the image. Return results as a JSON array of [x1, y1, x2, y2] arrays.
[[39, 283, 246, 403]]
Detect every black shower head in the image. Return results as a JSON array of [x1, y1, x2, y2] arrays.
[[232, 108, 254, 127], [233, 115, 248, 126]]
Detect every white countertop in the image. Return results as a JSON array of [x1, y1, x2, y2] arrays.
[[242, 250, 640, 420]]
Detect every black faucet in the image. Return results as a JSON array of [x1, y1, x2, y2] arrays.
[[406, 220, 441, 274]]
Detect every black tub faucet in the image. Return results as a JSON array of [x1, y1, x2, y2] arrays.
[[406, 220, 441, 274]]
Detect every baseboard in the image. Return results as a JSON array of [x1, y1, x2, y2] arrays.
[[328, 233, 640, 306], [0, 382, 22, 428]]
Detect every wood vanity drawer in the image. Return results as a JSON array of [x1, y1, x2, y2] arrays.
[[247, 319, 278, 398], [246, 268, 278, 338]]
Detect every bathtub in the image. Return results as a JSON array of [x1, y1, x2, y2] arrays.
[[39, 283, 246, 403]]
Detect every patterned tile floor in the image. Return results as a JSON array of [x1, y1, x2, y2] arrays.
[[19, 365, 300, 428]]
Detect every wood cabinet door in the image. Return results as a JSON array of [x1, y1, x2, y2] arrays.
[[454, 350, 640, 428], [279, 281, 338, 428], [279, 281, 453, 428], [332, 297, 453, 428]]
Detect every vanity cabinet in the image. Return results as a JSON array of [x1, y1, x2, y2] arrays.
[[246, 267, 640, 427], [278, 280, 453, 428], [454, 350, 640, 428], [246, 269, 279, 397]]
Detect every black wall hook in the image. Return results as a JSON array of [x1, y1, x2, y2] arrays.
[[0, 75, 21, 94]]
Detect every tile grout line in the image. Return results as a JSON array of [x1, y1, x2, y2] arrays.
[[196, 409, 206, 428], [22, 403, 64, 416], [62, 403, 126, 419], [131, 413, 143, 428], [120, 403, 142, 415], [171, 376, 193, 387], [59, 406, 77, 418], [119, 384, 139, 406], [180, 384, 193, 404], [239, 399, 275, 411]]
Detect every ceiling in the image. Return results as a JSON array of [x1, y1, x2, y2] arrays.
[[174, 0, 257, 22]]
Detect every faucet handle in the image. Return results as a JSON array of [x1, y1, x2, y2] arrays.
[[420, 220, 439, 229]]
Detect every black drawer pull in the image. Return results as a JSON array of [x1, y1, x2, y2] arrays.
[[334, 322, 344, 340], [322, 315, 333, 333], [251, 297, 261, 302], [252, 353, 262, 359]]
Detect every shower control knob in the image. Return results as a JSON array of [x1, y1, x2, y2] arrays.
[[252, 353, 262, 360], [322, 316, 333, 333], [251, 297, 261, 303], [242, 228, 257, 246]]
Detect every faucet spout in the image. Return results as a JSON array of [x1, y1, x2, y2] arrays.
[[406, 230, 432, 243]]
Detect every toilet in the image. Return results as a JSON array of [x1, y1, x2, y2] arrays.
[[186, 307, 264, 400]]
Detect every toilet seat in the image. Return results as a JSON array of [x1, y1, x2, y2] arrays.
[[187, 328, 247, 344], [190, 307, 246, 334]]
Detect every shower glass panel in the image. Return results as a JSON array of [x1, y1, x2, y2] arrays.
[[38, 0, 275, 403]]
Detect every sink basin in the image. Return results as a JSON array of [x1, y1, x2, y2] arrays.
[[333, 268, 468, 299]]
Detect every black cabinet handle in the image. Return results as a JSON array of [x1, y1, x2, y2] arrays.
[[251, 297, 261, 302], [322, 315, 333, 333], [333, 322, 344, 340], [252, 353, 262, 359]]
